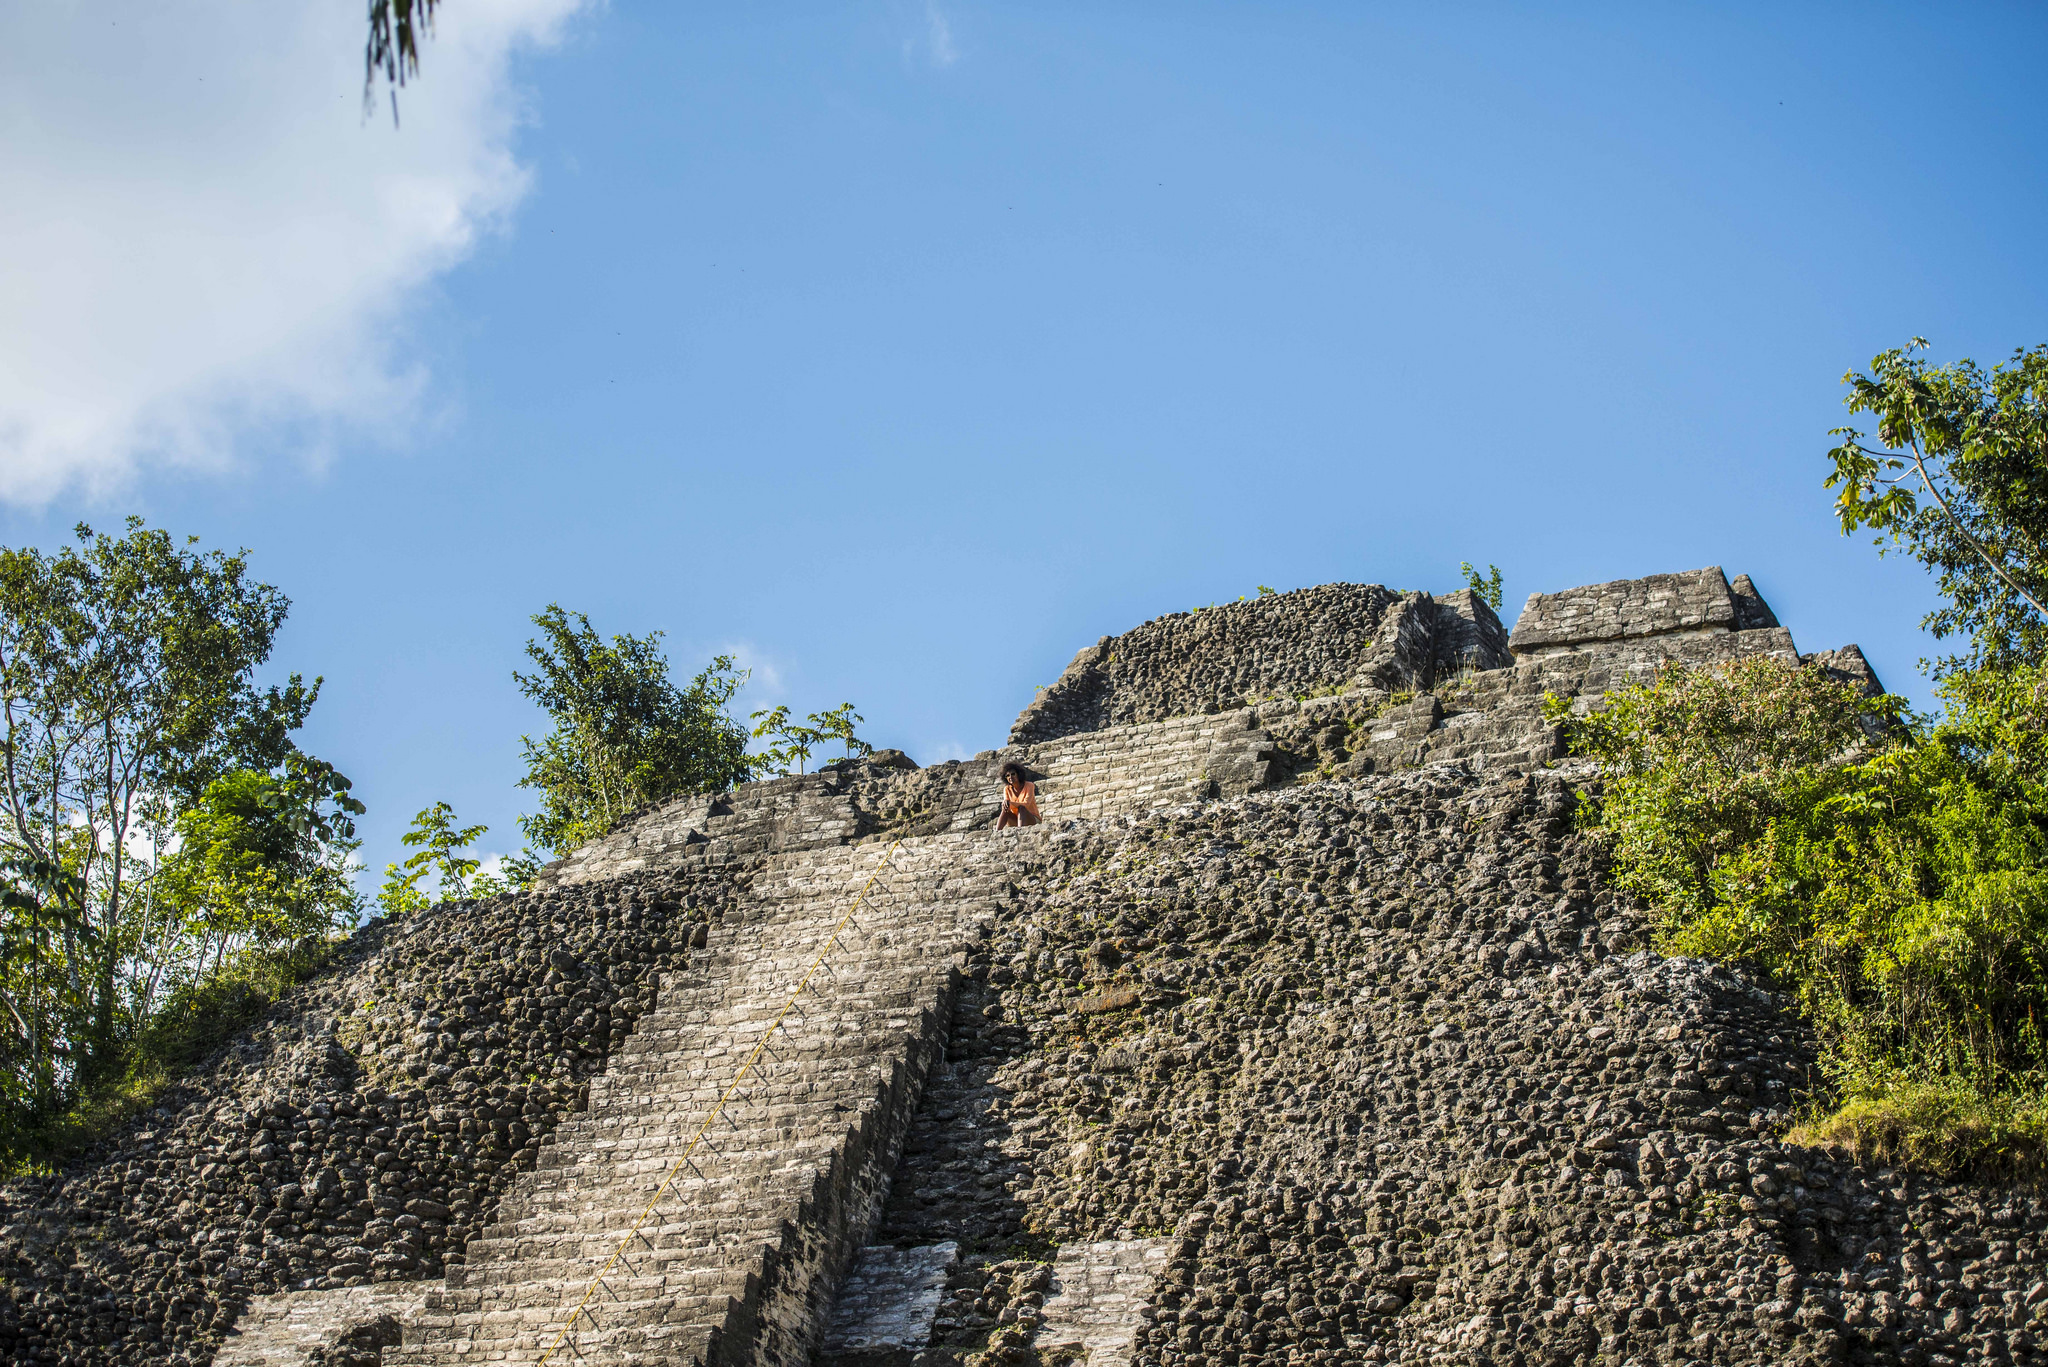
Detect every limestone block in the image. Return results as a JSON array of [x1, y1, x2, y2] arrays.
[[1804, 642, 1884, 697], [1509, 567, 1737, 655], [1032, 1238, 1177, 1367], [819, 1241, 959, 1358], [214, 1284, 426, 1366], [1728, 573, 1780, 630]]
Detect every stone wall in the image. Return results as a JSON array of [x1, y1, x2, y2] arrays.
[[0, 865, 746, 1366], [392, 834, 1035, 1367], [533, 713, 1284, 890], [1508, 566, 1739, 655], [215, 1285, 422, 1367], [1008, 583, 1509, 746], [2, 561, 1958, 1367], [849, 765, 2048, 1367]]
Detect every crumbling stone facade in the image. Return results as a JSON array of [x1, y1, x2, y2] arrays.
[[1009, 586, 1510, 747], [3, 567, 2024, 1367]]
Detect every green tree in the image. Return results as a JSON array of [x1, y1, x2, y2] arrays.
[[514, 606, 753, 856], [813, 703, 872, 760], [0, 854, 88, 1134], [1547, 657, 1902, 922], [1553, 659, 2048, 1171], [750, 702, 872, 776], [0, 519, 322, 1096], [378, 802, 486, 915], [1460, 561, 1504, 611], [748, 705, 819, 775], [1828, 339, 2048, 675], [470, 849, 544, 900], [1550, 336, 2048, 1173], [155, 757, 364, 984]]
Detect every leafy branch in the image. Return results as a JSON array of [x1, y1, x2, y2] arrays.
[[1460, 562, 1504, 611], [749, 703, 871, 777], [1826, 339, 2048, 674], [377, 802, 485, 915]]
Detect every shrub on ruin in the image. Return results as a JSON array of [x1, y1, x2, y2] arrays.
[[1460, 560, 1503, 610], [377, 800, 486, 913], [748, 701, 871, 776], [1557, 657, 2048, 1172], [0, 519, 349, 1164], [514, 605, 754, 854]]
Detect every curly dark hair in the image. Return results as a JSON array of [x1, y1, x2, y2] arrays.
[[1000, 761, 1029, 785]]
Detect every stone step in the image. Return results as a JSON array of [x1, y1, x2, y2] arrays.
[[390, 830, 1040, 1367], [387, 1314, 721, 1367]]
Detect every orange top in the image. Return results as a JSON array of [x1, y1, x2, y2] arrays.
[[1003, 780, 1040, 822]]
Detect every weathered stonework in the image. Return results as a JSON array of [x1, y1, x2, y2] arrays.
[[13, 563, 2020, 1367], [1008, 584, 1509, 747], [215, 1285, 422, 1367], [1032, 1240, 1176, 1367], [819, 1243, 958, 1361], [388, 835, 1034, 1367], [532, 713, 1284, 891], [1507, 567, 1739, 655]]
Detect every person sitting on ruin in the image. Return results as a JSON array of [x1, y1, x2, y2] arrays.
[[996, 761, 1040, 830]]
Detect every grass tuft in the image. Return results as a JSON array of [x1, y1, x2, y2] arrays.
[[1, 938, 340, 1178], [1788, 1080, 2048, 1182]]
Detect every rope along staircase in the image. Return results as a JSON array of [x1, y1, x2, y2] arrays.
[[387, 830, 1041, 1367]]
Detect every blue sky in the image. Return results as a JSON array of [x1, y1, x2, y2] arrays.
[[3, 2, 2045, 879]]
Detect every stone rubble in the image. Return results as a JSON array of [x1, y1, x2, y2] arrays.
[[0, 862, 746, 1365], [823, 1243, 960, 1359], [858, 766, 2048, 1367], [1, 567, 2022, 1367], [1009, 586, 1511, 748]]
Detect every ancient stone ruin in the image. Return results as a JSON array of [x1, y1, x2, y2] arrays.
[[5, 566, 2042, 1367]]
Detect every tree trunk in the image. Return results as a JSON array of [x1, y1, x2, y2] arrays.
[[90, 721, 123, 1087]]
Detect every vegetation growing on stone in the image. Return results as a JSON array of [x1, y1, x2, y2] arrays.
[[0, 519, 357, 1170], [512, 604, 754, 855], [750, 701, 873, 776], [1460, 560, 1504, 611], [375, 803, 488, 916], [1549, 339, 2048, 1179], [1553, 659, 2048, 1174]]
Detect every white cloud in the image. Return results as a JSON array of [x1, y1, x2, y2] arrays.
[[927, 4, 959, 66], [904, 1, 958, 69], [0, 0, 588, 505], [718, 643, 787, 705], [472, 851, 516, 882]]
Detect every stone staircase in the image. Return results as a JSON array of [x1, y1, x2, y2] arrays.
[[386, 830, 1043, 1367], [535, 709, 1276, 891]]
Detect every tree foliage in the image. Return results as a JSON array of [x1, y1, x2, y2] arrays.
[[1555, 339, 2048, 1172], [1460, 561, 1504, 611], [155, 758, 363, 979], [378, 801, 488, 915], [365, 0, 439, 117], [1554, 661, 2048, 1170], [749, 702, 871, 776], [0, 521, 351, 1162], [1548, 658, 1903, 923], [1828, 340, 2048, 676], [513, 606, 753, 856]]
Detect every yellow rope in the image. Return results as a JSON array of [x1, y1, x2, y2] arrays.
[[534, 838, 905, 1365]]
